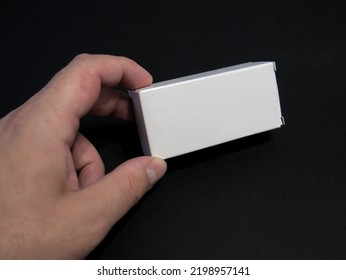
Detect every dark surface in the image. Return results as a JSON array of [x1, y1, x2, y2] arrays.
[[1, 1, 346, 259]]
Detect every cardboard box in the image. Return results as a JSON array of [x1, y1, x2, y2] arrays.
[[129, 62, 284, 159]]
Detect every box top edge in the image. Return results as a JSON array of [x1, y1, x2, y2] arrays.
[[133, 61, 275, 93]]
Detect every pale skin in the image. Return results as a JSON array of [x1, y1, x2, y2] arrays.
[[0, 54, 167, 259]]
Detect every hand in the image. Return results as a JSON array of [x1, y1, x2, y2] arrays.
[[0, 54, 167, 259]]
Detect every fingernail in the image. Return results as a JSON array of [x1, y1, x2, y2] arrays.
[[146, 157, 167, 188]]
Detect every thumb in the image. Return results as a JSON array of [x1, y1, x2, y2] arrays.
[[68, 156, 167, 230]]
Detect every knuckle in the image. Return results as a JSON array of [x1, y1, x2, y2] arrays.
[[118, 56, 136, 66], [73, 53, 91, 63]]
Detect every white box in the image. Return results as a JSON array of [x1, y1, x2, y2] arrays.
[[129, 62, 283, 159]]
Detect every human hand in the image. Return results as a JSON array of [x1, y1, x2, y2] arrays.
[[0, 54, 167, 259]]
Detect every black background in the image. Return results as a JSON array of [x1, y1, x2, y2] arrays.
[[1, 1, 346, 259]]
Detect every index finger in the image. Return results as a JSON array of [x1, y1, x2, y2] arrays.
[[35, 54, 152, 145]]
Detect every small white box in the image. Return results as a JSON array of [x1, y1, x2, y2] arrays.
[[130, 62, 283, 159]]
